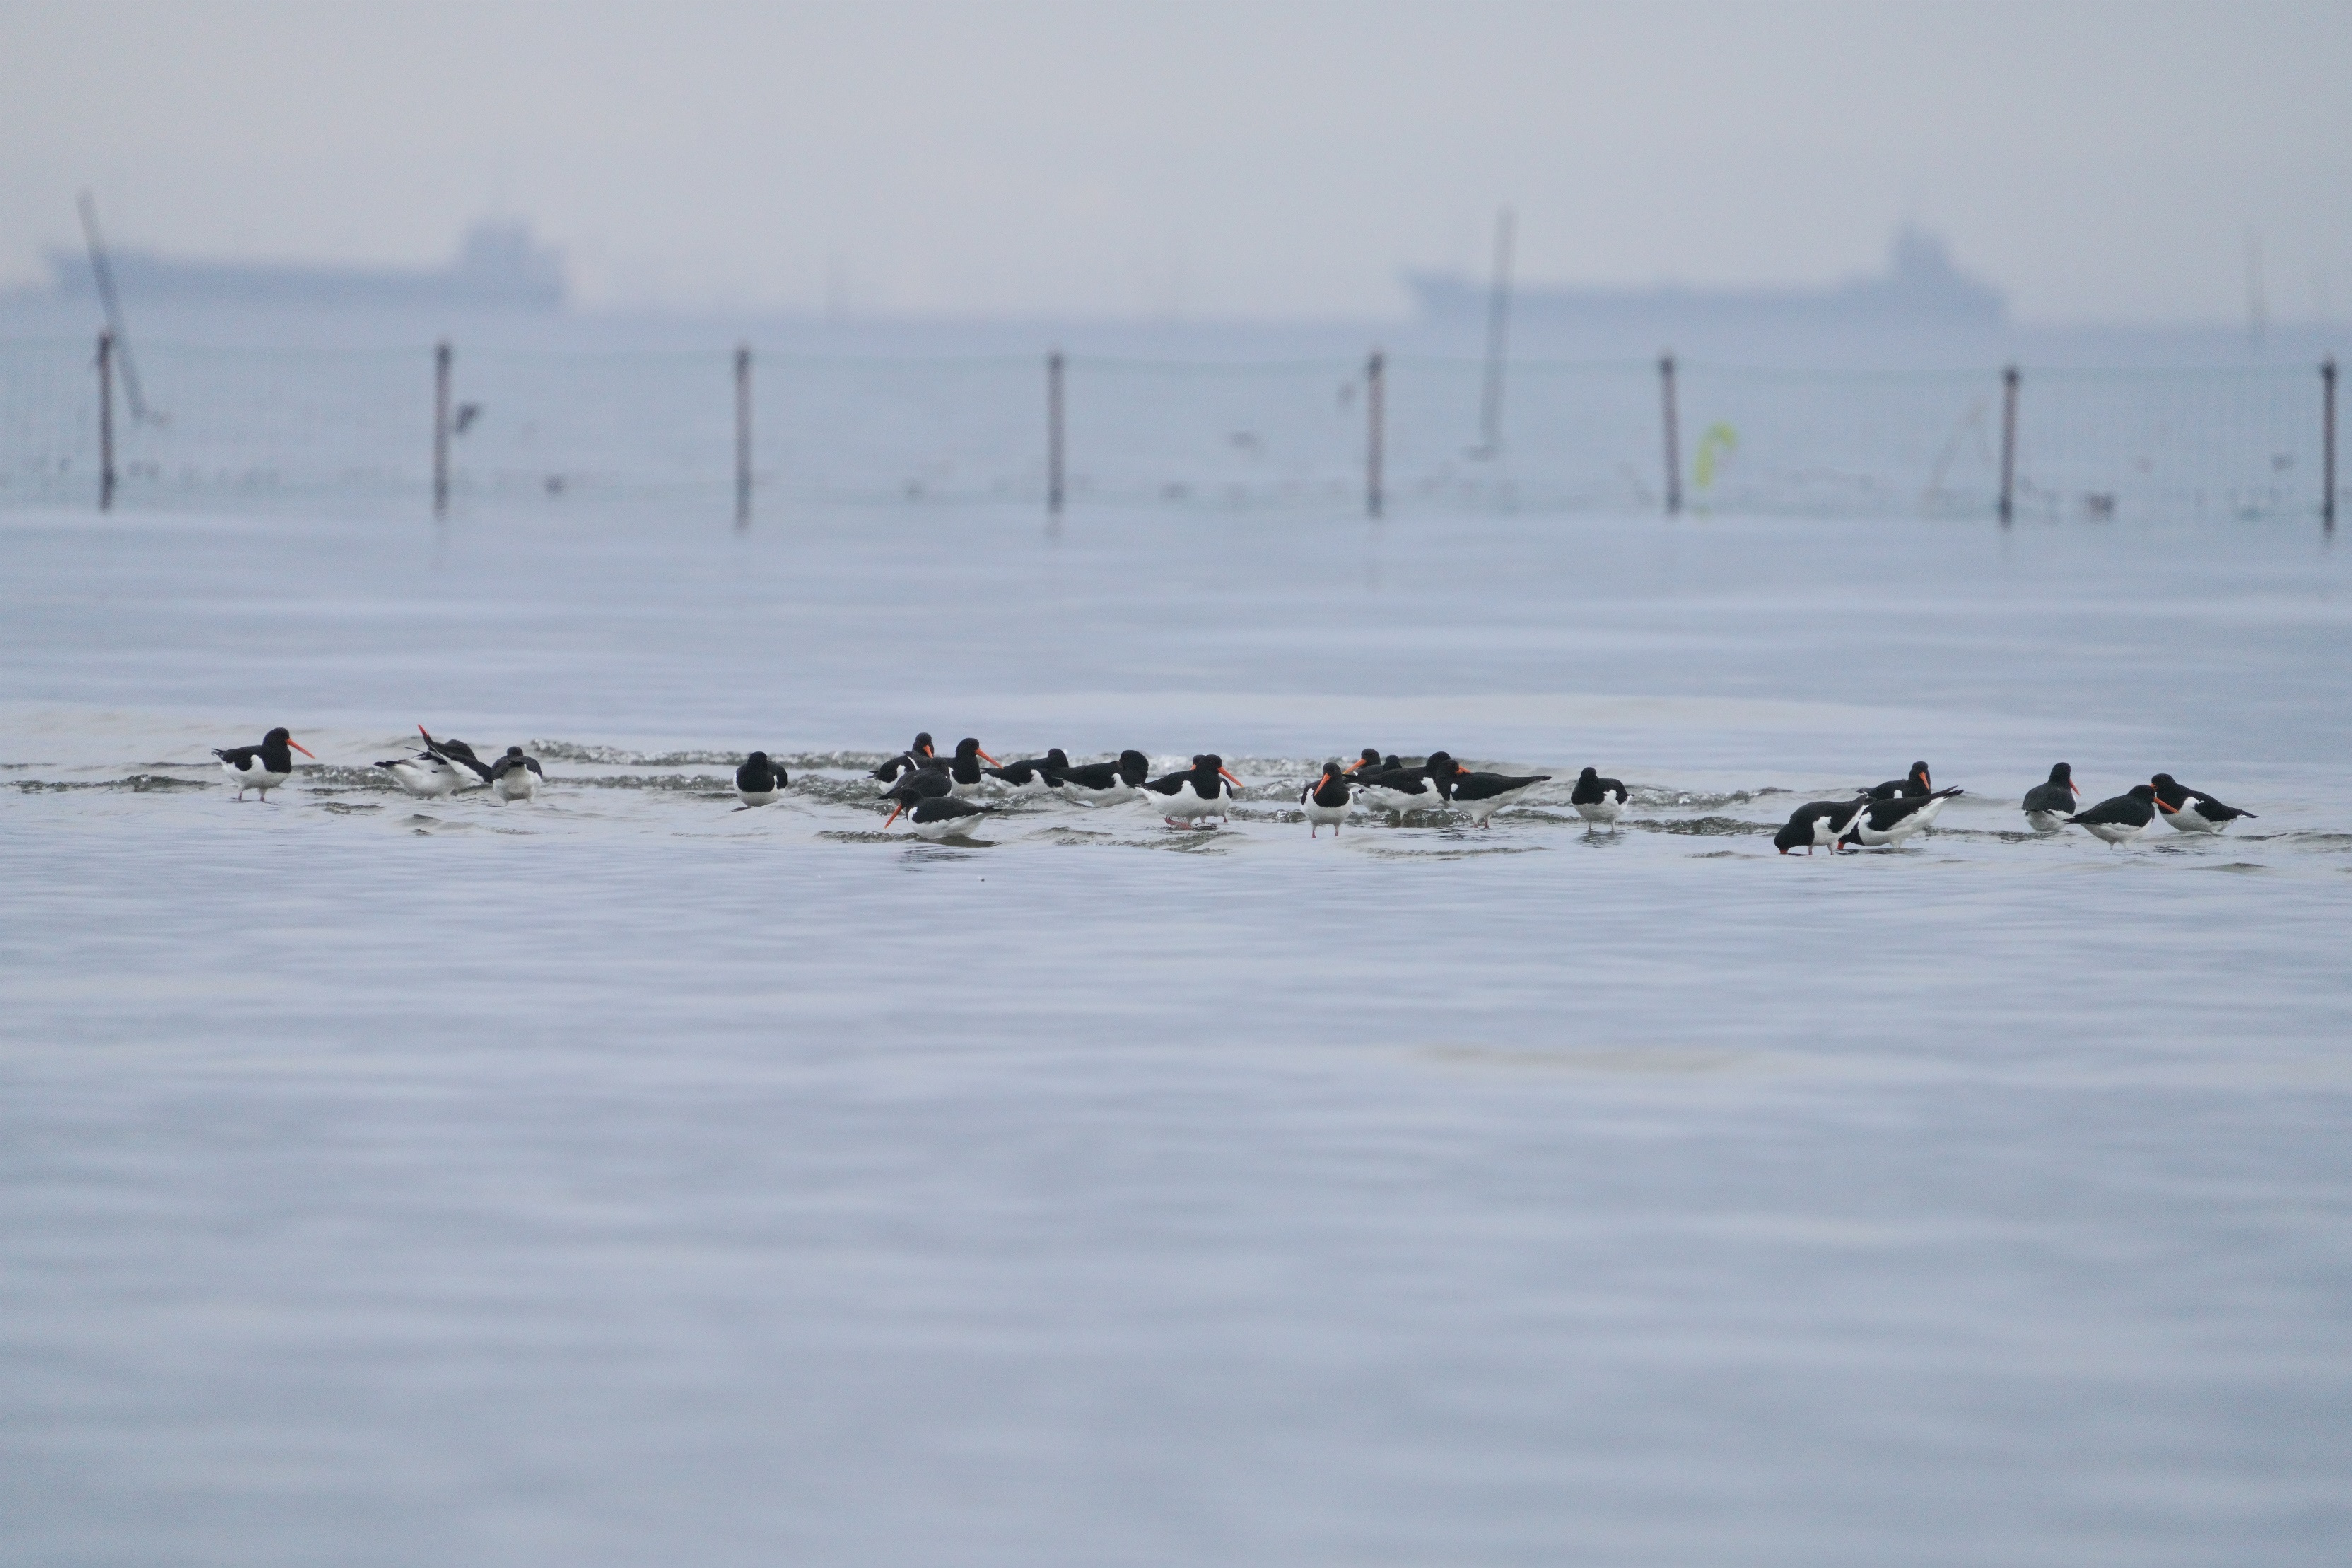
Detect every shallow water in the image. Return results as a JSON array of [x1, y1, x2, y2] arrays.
[[3, 499, 2350, 1566]]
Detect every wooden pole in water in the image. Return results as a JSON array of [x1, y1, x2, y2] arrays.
[[2324, 358, 2338, 532], [433, 340, 452, 518], [1367, 349, 1385, 519], [735, 344, 753, 527], [1047, 350, 1065, 517], [1479, 207, 1514, 456], [97, 329, 115, 512], [1999, 365, 2019, 525], [1659, 353, 1680, 515]]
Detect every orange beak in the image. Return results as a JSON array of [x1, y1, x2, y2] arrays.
[[289, 740, 315, 759], [2156, 797, 2177, 814], [979, 750, 1000, 766], [1344, 758, 1367, 772], [1219, 767, 1241, 789], [884, 802, 904, 828], [920, 743, 932, 756], [2070, 781, 2080, 797]]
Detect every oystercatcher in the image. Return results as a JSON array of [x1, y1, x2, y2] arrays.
[[1840, 785, 1963, 848], [1301, 761, 1355, 837], [2150, 773, 2257, 834], [884, 792, 993, 841], [1343, 747, 1390, 776], [487, 746, 544, 803], [1866, 761, 1933, 800], [1141, 754, 1242, 827], [1058, 749, 1151, 807], [871, 733, 935, 787], [940, 737, 1000, 798], [213, 727, 314, 801], [882, 763, 954, 805], [735, 751, 787, 807], [2020, 763, 2078, 831], [1569, 767, 1629, 831], [2067, 784, 2158, 846], [983, 749, 1070, 792], [419, 728, 492, 789], [375, 744, 467, 799], [1773, 797, 1872, 855], [1433, 759, 1551, 826], [1354, 753, 1451, 819]]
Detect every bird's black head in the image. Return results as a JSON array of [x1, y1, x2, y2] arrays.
[[1118, 749, 1149, 783], [1578, 766, 1598, 783], [1321, 760, 1345, 777], [506, 745, 526, 759], [2126, 784, 2158, 803], [1045, 749, 1070, 768], [2150, 773, 2179, 791], [264, 727, 292, 744], [1358, 747, 1383, 766], [1196, 754, 1222, 772], [1909, 761, 1931, 787], [745, 750, 768, 766], [913, 733, 934, 756], [2049, 761, 2072, 783], [954, 737, 981, 757], [1425, 751, 1453, 773], [1382, 754, 1403, 771]]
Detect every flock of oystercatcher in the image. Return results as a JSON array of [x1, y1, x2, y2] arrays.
[[209, 727, 2259, 849]]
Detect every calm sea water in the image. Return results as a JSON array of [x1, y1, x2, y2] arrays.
[[4, 494, 2349, 1566]]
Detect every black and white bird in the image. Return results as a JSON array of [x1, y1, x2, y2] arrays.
[[1433, 759, 1551, 826], [2067, 784, 2159, 847], [420, 729, 492, 790], [1773, 797, 1873, 855], [940, 737, 1001, 798], [983, 748, 1070, 792], [1057, 749, 1151, 807], [1301, 761, 1355, 837], [871, 733, 935, 788], [1569, 766, 1630, 831], [2020, 763, 2079, 832], [1141, 754, 1242, 827], [1866, 761, 1934, 800], [2150, 773, 2257, 834], [1353, 752, 1451, 819], [488, 745, 545, 803], [376, 744, 467, 799], [883, 792, 992, 841], [735, 751, 787, 807], [1840, 785, 1963, 848], [213, 726, 314, 801], [882, 763, 954, 805], [1343, 747, 1391, 778]]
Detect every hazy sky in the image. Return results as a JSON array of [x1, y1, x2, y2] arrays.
[[2, 1, 2346, 322]]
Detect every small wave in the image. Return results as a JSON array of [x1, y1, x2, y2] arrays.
[[1631, 815, 1774, 837]]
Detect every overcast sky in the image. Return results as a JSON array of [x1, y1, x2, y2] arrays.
[[1, 1, 2346, 322]]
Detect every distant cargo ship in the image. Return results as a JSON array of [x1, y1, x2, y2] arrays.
[[1408, 228, 2003, 332], [47, 221, 566, 311]]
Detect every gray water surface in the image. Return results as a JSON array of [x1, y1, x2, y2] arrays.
[[3, 501, 2348, 1566]]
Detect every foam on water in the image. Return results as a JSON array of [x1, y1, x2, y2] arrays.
[[3, 498, 2350, 1566]]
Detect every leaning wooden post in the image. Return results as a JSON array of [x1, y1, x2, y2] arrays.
[[1999, 365, 2019, 525], [1367, 349, 1386, 519], [1047, 350, 1065, 517], [2324, 357, 2338, 532], [433, 340, 452, 517], [96, 329, 116, 512], [1658, 353, 1681, 515], [734, 344, 753, 527]]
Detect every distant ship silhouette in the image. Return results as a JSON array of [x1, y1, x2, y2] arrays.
[[48, 221, 565, 311], [1408, 228, 2003, 332]]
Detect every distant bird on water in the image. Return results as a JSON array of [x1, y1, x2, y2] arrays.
[[1866, 761, 1934, 800], [1774, 797, 1872, 855], [735, 751, 787, 807], [871, 733, 935, 788], [2020, 763, 2078, 832], [2149, 773, 2256, 834], [940, 737, 1001, 798], [884, 792, 993, 841], [214, 726, 314, 801], [1433, 758, 1551, 826], [2067, 784, 2159, 846], [488, 746, 545, 803], [1301, 761, 1355, 836], [1142, 754, 1242, 827], [1569, 766, 1629, 831], [1056, 749, 1151, 807], [1840, 785, 1962, 848], [984, 749, 1070, 792]]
